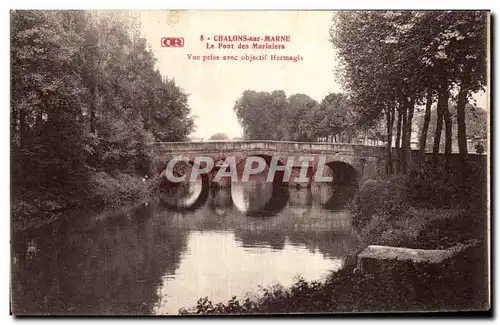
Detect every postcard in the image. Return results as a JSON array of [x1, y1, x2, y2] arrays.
[[10, 10, 490, 315]]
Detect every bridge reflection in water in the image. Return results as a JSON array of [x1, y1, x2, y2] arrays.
[[11, 176, 361, 316]]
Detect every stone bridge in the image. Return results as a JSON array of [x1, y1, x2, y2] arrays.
[[149, 140, 387, 187]]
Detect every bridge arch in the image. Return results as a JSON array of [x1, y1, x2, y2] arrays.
[[311, 160, 358, 186], [157, 159, 211, 211], [233, 153, 287, 185]]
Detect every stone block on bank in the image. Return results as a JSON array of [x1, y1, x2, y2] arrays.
[[356, 242, 478, 274]]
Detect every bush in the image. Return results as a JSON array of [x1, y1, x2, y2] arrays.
[[417, 209, 485, 249], [407, 160, 487, 209], [86, 172, 149, 207], [350, 176, 409, 229], [11, 198, 63, 231], [12, 171, 156, 232], [351, 167, 483, 249], [359, 207, 467, 248]]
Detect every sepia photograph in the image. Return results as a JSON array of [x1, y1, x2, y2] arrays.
[[9, 9, 490, 316]]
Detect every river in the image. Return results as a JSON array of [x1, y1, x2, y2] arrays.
[[11, 179, 361, 315]]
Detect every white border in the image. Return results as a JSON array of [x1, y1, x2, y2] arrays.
[[1, 1, 498, 324]]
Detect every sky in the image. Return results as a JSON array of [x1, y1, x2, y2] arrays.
[[138, 10, 488, 140], [139, 11, 342, 139]]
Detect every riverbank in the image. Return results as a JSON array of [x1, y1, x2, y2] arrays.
[[179, 161, 489, 314], [11, 172, 162, 233], [179, 242, 487, 314], [179, 240, 488, 314]]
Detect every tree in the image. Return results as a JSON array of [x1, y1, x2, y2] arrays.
[[209, 133, 229, 140], [11, 10, 196, 212], [413, 12, 487, 169], [233, 90, 288, 140], [299, 104, 326, 142], [316, 93, 356, 142], [11, 10, 90, 192], [330, 11, 488, 174], [233, 90, 362, 143], [418, 89, 433, 164], [449, 13, 488, 159], [282, 94, 318, 141], [331, 12, 427, 174]]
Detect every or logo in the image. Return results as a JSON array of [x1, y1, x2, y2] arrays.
[[161, 37, 184, 47]]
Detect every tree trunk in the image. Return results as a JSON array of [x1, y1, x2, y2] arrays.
[[456, 83, 470, 190], [442, 89, 452, 171], [401, 98, 409, 174], [395, 106, 402, 174], [418, 88, 433, 166], [385, 107, 394, 175], [457, 85, 469, 157], [404, 97, 415, 174], [433, 92, 444, 155]]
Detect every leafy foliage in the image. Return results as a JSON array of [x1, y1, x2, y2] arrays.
[[330, 11, 488, 172], [233, 90, 288, 140], [208, 133, 229, 140], [233, 90, 359, 142], [11, 10, 195, 227]]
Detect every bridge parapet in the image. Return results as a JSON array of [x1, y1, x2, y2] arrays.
[[149, 140, 388, 185], [149, 140, 386, 156]]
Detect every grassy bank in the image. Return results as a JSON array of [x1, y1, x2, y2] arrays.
[[350, 161, 487, 250], [179, 242, 487, 315], [11, 172, 162, 232], [179, 161, 489, 315]]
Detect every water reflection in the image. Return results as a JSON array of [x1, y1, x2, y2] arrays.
[[11, 179, 361, 316], [11, 203, 189, 315], [232, 181, 274, 213], [159, 175, 209, 211], [311, 183, 358, 210], [154, 232, 342, 315]]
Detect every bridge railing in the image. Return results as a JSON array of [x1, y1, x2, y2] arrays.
[[149, 140, 386, 155]]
